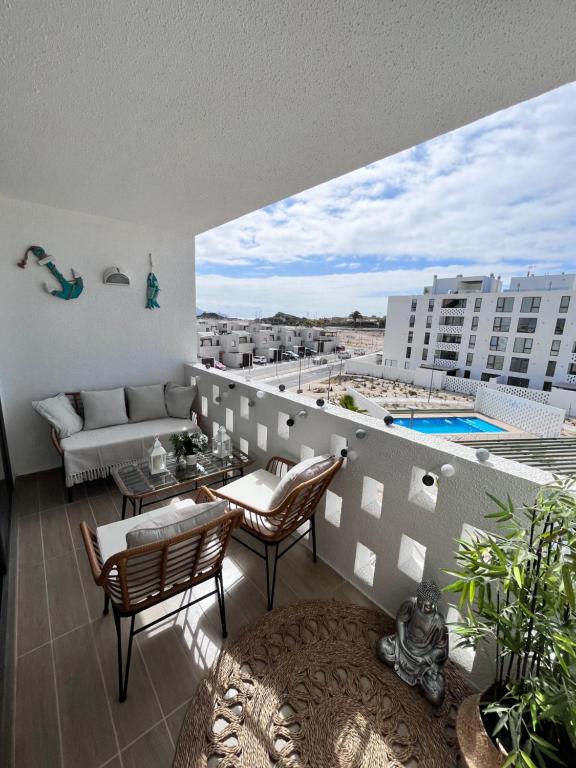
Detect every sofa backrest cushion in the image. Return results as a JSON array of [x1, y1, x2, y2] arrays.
[[32, 393, 84, 438], [126, 384, 168, 422], [165, 382, 197, 419], [81, 387, 129, 430], [267, 454, 337, 510], [126, 498, 227, 548]]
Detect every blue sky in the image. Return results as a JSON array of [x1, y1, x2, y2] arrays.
[[196, 81, 576, 317]]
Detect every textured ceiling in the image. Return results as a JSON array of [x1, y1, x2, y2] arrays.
[[1, 1, 575, 235]]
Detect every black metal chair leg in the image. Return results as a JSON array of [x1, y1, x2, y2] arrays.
[[215, 571, 227, 639], [114, 609, 136, 702], [67, 485, 73, 503], [103, 594, 110, 615], [121, 496, 127, 520], [266, 543, 279, 611], [310, 515, 318, 563]]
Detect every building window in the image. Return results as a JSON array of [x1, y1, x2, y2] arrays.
[[490, 336, 507, 352], [424, 332, 430, 345], [496, 297, 514, 312], [480, 372, 499, 382], [569, 363, 576, 375], [474, 297, 482, 311], [411, 299, 417, 312], [513, 338, 532, 354], [471, 316, 479, 330], [422, 348, 428, 361], [409, 315, 415, 328], [437, 334, 462, 344], [542, 381, 552, 392], [436, 350, 458, 361], [507, 376, 529, 388], [426, 315, 432, 328], [554, 318, 565, 335], [510, 357, 529, 374], [550, 340, 561, 356], [463, 370, 471, 379], [573, 341, 576, 354], [407, 331, 413, 343], [466, 353, 473, 366], [516, 317, 537, 334], [441, 298, 467, 309], [493, 317, 511, 332], [545, 361, 556, 377], [468, 335, 476, 349], [559, 295, 570, 313], [406, 346, 412, 359], [486, 355, 504, 370], [439, 315, 464, 327], [428, 299, 434, 312], [520, 296, 541, 313]]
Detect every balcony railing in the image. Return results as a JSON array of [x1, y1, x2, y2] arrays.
[[185, 362, 550, 683]]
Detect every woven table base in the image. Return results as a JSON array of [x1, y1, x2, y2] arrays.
[[174, 600, 473, 767]]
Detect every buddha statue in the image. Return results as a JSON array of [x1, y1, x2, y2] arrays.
[[376, 580, 448, 706]]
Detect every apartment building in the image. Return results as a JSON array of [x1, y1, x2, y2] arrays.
[[382, 273, 576, 391]]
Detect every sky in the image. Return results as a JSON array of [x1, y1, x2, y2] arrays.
[[196, 81, 576, 318]]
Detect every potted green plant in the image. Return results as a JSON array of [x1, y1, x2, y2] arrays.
[[170, 431, 208, 466], [444, 478, 576, 768]]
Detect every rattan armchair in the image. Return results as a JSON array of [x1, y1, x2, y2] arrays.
[[204, 455, 343, 610], [80, 488, 242, 701]]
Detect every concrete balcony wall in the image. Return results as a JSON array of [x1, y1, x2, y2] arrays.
[[185, 363, 550, 685]]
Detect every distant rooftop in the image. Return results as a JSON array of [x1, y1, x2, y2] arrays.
[[423, 272, 576, 296]]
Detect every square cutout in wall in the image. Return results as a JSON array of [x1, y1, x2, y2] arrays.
[[300, 444, 314, 461], [212, 384, 220, 404], [201, 395, 208, 418], [354, 542, 376, 586], [361, 476, 383, 519], [257, 423, 267, 452], [408, 466, 438, 512], [324, 490, 342, 528], [212, 421, 220, 438], [226, 408, 234, 432], [277, 411, 290, 439], [446, 606, 476, 672], [330, 434, 347, 467], [240, 396, 249, 420], [397, 533, 426, 582], [239, 438, 249, 456]]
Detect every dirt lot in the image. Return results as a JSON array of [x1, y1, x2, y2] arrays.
[[329, 327, 384, 355]]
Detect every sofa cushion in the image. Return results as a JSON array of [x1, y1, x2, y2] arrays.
[[81, 387, 128, 430], [216, 468, 282, 511], [126, 499, 227, 548], [61, 417, 198, 486], [165, 382, 197, 419], [126, 384, 167, 422], [32, 393, 84, 438], [268, 454, 337, 510]]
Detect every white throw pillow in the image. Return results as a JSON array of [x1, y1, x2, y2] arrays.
[[267, 454, 337, 510], [126, 383, 167, 422], [81, 387, 128, 430], [165, 382, 197, 419], [126, 499, 227, 548], [32, 393, 84, 438]]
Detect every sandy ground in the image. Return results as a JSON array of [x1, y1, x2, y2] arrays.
[[329, 328, 385, 354]]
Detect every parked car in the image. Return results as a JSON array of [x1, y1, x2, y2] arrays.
[[353, 348, 366, 356], [312, 356, 328, 365], [252, 355, 267, 365], [335, 345, 346, 353], [282, 351, 299, 361], [337, 351, 352, 359]]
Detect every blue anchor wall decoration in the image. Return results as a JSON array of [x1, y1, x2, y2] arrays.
[[18, 246, 84, 300]]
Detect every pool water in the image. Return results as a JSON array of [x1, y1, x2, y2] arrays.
[[394, 416, 505, 435]]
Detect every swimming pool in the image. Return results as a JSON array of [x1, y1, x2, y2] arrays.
[[394, 416, 505, 435]]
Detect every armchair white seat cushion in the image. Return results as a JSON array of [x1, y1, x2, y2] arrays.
[[216, 468, 282, 511]]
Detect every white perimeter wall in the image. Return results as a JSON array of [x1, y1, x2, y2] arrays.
[[475, 388, 565, 438], [0, 196, 196, 476]]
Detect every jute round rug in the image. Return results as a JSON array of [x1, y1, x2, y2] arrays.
[[174, 600, 473, 767]]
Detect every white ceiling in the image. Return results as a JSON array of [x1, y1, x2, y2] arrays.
[[1, 2, 575, 235]]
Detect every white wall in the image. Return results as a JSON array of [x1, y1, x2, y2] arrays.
[[475, 388, 565, 438], [0, 196, 196, 476]]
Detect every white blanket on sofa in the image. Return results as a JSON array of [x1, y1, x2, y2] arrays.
[[61, 417, 198, 487]]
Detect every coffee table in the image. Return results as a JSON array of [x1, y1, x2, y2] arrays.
[[111, 447, 252, 519]]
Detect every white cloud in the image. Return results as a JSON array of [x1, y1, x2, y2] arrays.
[[196, 82, 576, 314]]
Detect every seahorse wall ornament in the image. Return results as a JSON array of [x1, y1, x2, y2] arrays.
[[145, 253, 160, 309], [18, 245, 84, 300]]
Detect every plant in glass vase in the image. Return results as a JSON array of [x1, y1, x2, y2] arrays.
[[170, 431, 208, 465], [444, 478, 576, 768]]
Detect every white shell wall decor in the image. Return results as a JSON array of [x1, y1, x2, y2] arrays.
[[103, 267, 130, 286]]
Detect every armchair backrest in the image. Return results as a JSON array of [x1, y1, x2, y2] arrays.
[[81, 506, 241, 613]]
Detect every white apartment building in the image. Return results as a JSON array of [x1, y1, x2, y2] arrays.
[[382, 273, 576, 391]]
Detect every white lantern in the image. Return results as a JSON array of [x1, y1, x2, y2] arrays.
[[212, 425, 232, 460], [149, 435, 167, 475]]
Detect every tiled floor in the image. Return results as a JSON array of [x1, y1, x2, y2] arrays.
[[10, 469, 376, 768]]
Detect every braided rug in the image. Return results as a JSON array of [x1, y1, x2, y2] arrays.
[[174, 600, 473, 767]]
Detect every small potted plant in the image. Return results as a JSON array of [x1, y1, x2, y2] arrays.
[[444, 478, 576, 768], [170, 431, 208, 466]]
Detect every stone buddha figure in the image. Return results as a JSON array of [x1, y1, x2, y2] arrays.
[[376, 580, 448, 706]]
